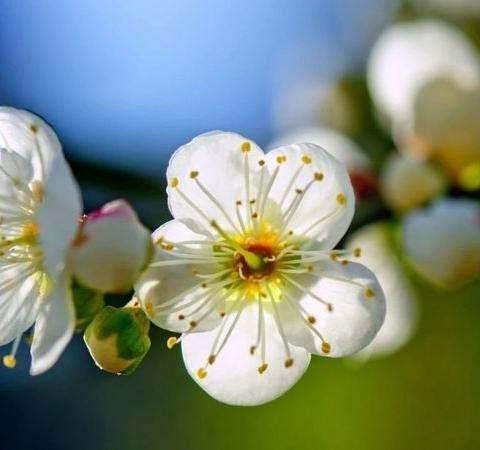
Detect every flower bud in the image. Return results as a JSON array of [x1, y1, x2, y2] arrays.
[[402, 199, 480, 288], [71, 280, 105, 332], [380, 152, 446, 213], [70, 200, 154, 293], [84, 304, 151, 375]]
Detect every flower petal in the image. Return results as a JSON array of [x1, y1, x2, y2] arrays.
[[37, 151, 83, 277], [181, 302, 311, 406], [135, 220, 223, 333], [347, 223, 418, 359], [70, 200, 152, 293], [281, 261, 386, 357], [30, 273, 75, 375], [265, 143, 354, 249], [166, 131, 265, 236], [402, 198, 480, 287]]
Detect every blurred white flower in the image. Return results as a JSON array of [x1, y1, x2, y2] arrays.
[[347, 223, 418, 359], [367, 20, 480, 138], [402, 199, 480, 288], [136, 132, 385, 406], [0, 107, 82, 374], [411, 79, 480, 188], [380, 152, 446, 213], [268, 126, 378, 200], [69, 199, 153, 293]]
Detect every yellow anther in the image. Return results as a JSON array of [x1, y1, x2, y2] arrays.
[[321, 342, 331, 354], [257, 363, 268, 374], [208, 354, 216, 365], [251, 212, 258, 219], [145, 301, 154, 318], [314, 172, 324, 181], [241, 141, 251, 152], [249, 199, 256, 204], [219, 312, 226, 317], [249, 346, 256, 355], [192, 269, 199, 275], [201, 283, 208, 289], [189, 320, 198, 328], [329, 251, 338, 261], [236, 200, 242, 206], [258, 159, 265, 166], [307, 315, 316, 324], [295, 188, 303, 195], [301, 155, 312, 164], [3, 354, 16, 368], [353, 247, 361, 258], [190, 170, 199, 179], [171, 177, 179, 188], [336, 193, 346, 205], [365, 288, 376, 299], [341, 260, 349, 266], [166, 337, 177, 349], [29, 123, 38, 133], [327, 303, 333, 312], [284, 358, 294, 368], [276, 155, 287, 164], [197, 368, 208, 379], [306, 265, 314, 272], [177, 314, 185, 320], [23, 223, 39, 237], [161, 243, 174, 251]]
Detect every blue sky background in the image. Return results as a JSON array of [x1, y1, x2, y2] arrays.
[[0, 0, 397, 176]]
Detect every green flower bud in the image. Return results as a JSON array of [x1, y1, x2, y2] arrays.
[[84, 304, 151, 375], [72, 279, 105, 332]]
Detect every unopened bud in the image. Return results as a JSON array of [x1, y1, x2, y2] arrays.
[[380, 153, 446, 213], [70, 200, 154, 293], [84, 305, 151, 375], [71, 279, 104, 332]]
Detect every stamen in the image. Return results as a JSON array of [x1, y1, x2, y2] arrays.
[[280, 274, 332, 310], [265, 285, 291, 362], [192, 175, 241, 234]]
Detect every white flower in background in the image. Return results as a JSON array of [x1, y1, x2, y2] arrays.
[[380, 152, 446, 213], [268, 126, 378, 200], [136, 132, 386, 406], [412, 79, 480, 189], [367, 20, 480, 138], [403, 199, 480, 288], [347, 223, 418, 359], [69, 199, 153, 293], [0, 107, 82, 374]]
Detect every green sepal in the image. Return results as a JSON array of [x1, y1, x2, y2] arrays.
[[71, 279, 105, 332]]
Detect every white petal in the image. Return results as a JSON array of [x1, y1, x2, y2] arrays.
[[0, 273, 41, 346], [30, 273, 75, 375], [267, 126, 371, 172], [36, 150, 83, 277], [135, 220, 222, 333], [166, 131, 265, 236], [265, 143, 354, 249], [182, 302, 311, 406], [367, 20, 480, 137], [402, 199, 480, 287], [282, 261, 386, 357], [70, 200, 152, 293], [0, 107, 63, 177], [347, 223, 418, 358]]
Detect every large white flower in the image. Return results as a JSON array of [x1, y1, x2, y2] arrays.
[[136, 132, 386, 405], [0, 107, 82, 374], [402, 199, 480, 288], [347, 223, 418, 359], [367, 20, 480, 138]]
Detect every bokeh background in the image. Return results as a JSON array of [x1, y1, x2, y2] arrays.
[[1, 1, 480, 449]]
